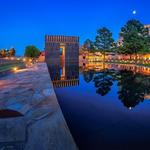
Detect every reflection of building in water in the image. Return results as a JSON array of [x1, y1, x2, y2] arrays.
[[81, 62, 150, 76], [48, 62, 79, 88], [107, 63, 150, 76]]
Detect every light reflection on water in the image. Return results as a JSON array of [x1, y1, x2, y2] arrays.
[[48, 62, 150, 150]]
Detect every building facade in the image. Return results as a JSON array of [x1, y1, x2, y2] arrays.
[[45, 35, 79, 65]]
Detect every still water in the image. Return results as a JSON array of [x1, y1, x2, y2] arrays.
[[48, 63, 150, 150]]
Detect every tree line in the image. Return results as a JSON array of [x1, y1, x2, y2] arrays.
[[0, 45, 41, 58], [0, 48, 16, 58], [83, 68, 150, 109], [82, 19, 150, 61]]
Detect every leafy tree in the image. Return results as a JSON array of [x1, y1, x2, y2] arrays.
[[95, 27, 114, 61], [0, 49, 7, 57], [24, 45, 40, 58], [121, 19, 150, 63], [9, 48, 16, 56], [83, 39, 92, 50], [82, 39, 96, 52]]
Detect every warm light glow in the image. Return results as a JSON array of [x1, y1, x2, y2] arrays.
[[10, 57, 15, 60], [23, 58, 26, 62], [13, 67, 18, 71]]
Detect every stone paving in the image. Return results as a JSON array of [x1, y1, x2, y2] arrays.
[[0, 63, 77, 150]]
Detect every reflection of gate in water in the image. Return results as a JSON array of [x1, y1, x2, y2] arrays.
[[48, 62, 79, 88]]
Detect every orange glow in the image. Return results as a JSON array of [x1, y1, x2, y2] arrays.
[[13, 67, 18, 71], [23, 58, 26, 62]]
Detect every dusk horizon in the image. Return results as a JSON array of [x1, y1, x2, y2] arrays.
[[1, 1, 150, 149], [1, 0, 150, 56]]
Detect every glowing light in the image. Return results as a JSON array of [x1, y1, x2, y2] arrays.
[[132, 10, 137, 15], [129, 107, 132, 110], [13, 67, 18, 71], [23, 58, 26, 62]]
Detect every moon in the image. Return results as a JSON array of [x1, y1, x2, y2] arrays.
[[132, 10, 137, 15]]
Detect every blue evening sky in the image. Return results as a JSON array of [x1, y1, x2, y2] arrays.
[[0, 0, 149, 56]]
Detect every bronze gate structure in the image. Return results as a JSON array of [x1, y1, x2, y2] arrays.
[[45, 35, 79, 64]]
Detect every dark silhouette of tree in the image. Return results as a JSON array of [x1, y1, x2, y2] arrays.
[[9, 48, 16, 56], [93, 69, 113, 96], [0, 49, 7, 57], [83, 71, 94, 83], [117, 70, 150, 108], [82, 39, 96, 52]]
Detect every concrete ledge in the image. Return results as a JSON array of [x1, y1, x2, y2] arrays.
[[0, 63, 78, 150]]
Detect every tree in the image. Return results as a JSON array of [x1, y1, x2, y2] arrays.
[[0, 49, 7, 57], [93, 69, 113, 96], [117, 70, 150, 109], [83, 71, 94, 83], [24, 45, 40, 58], [95, 27, 114, 61], [121, 19, 150, 63], [82, 39, 96, 52], [9, 48, 16, 56]]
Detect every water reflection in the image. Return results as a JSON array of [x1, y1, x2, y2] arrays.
[[82, 71, 94, 83], [47, 61, 79, 88], [82, 63, 150, 109], [54, 62, 150, 150], [48, 61, 150, 109], [93, 69, 113, 96]]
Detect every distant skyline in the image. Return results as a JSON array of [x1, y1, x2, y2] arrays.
[[0, 0, 150, 56]]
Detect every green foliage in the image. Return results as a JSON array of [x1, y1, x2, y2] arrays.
[[83, 39, 92, 50], [9, 48, 16, 56], [25, 45, 40, 58], [82, 39, 96, 52], [120, 19, 150, 55], [0, 48, 16, 57], [95, 27, 114, 53]]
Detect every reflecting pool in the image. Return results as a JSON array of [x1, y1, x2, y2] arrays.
[[48, 62, 150, 150]]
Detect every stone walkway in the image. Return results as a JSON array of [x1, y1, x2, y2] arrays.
[[0, 63, 77, 150]]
